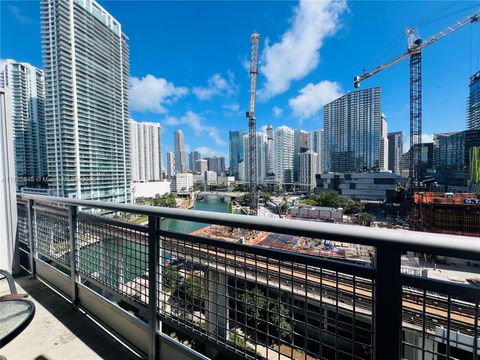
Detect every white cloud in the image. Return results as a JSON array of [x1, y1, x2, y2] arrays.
[[422, 134, 434, 143], [195, 146, 226, 158], [129, 75, 188, 114], [289, 80, 342, 119], [403, 133, 435, 152], [163, 111, 226, 146], [259, 0, 347, 101], [272, 106, 283, 117], [9, 5, 34, 25], [0, 58, 16, 69], [222, 103, 240, 112], [193, 72, 237, 100]]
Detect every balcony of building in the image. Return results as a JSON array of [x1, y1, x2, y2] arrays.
[[2, 194, 479, 360]]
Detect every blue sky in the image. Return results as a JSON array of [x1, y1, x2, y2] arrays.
[[1, 0, 479, 165]]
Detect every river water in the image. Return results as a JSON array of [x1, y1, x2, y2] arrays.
[[77, 196, 229, 286], [161, 195, 229, 233]]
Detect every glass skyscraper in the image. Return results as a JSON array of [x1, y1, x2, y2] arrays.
[[41, 0, 130, 202], [229, 130, 244, 179], [387, 131, 403, 175], [467, 71, 480, 130], [1, 61, 47, 189], [323, 87, 382, 173]]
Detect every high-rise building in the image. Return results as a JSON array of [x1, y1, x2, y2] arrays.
[[265, 125, 274, 177], [299, 151, 318, 192], [188, 151, 201, 172], [1, 61, 47, 189], [273, 126, 294, 185], [243, 132, 267, 183], [129, 120, 161, 182], [172, 173, 193, 193], [323, 88, 382, 173], [166, 151, 175, 181], [174, 130, 187, 173], [195, 159, 208, 174], [205, 156, 225, 176], [0, 87, 18, 273], [467, 71, 480, 130], [41, 0, 130, 202], [401, 142, 434, 178], [433, 130, 480, 187], [388, 132, 403, 175], [229, 130, 244, 179], [293, 129, 309, 181], [309, 130, 324, 175], [379, 115, 389, 171]]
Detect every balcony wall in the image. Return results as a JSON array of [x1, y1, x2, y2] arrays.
[[13, 194, 480, 360]]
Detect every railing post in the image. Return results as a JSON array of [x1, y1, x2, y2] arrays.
[[374, 244, 402, 359], [148, 215, 160, 360], [68, 205, 78, 304], [27, 199, 36, 276]]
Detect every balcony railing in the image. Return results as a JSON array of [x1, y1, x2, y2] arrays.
[[16, 194, 480, 360]]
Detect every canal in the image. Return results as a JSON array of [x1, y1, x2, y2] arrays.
[[74, 196, 229, 286], [161, 195, 229, 233]]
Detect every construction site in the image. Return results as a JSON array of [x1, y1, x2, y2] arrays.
[[410, 192, 480, 236]]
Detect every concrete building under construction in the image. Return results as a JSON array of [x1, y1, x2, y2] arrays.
[[411, 192, 480, 236]]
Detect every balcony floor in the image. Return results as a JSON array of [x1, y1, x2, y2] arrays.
[[0, 272, 141, 360]]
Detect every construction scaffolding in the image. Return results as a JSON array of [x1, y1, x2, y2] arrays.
[[411, 192, 480, 236]]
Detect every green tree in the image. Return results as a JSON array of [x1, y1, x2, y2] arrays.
[[357, 212, 376, 226], [300, 198, 317, 206], [269, 301, 293, 341], [228, 201, 234, 214], [343, 198, 364, 215], [192, 182, 206, 192], [238, 287, 267, 319], [163, 267, 182, 293], [153, 193, 177, 207], [237, 193, 252, 206], [316, 191, 344, 208]]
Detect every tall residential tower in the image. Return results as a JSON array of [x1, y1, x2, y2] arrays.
[[323, 88, 382, 173], [1, 61, 47, 189], [467, 71, 480, 130], [41, 0, 130, 202], [129, 120, 162, 182]]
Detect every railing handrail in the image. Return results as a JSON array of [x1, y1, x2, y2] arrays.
[[20, 193, 480, 260]]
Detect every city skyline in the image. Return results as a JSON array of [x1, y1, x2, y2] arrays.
[[2, 1, 479, 166]]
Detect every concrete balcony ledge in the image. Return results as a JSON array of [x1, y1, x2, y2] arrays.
[[0, 272, 140, 360]]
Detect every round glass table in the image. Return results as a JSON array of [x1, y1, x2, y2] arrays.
[[0, 299, 35, 347]]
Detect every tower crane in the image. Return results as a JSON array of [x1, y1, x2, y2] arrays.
[[247, 32, 260, 215], [354, 11, 479, 186]]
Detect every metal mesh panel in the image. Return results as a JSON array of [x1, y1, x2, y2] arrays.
[[34, 206, 70, 267], [157, 230, 375, 360], [17, 203, 29, 247], [76, 213, 149, 305], [401, 285, 480, 359]]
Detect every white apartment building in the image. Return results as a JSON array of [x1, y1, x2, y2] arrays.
[[309, 130, 324, 175], [196, 159, 207, 174], [273, 126, 294, 185], [41, 0, 130, 203], [129, 119, 161, 182], [299, 151, 318, 192], [380, 114, 389, 171], [172, 173, 193, 193], [1, 61, 47, 188], [166, 151, 175, 181]]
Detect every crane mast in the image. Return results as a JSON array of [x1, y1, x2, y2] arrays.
[[247, 32, 260, 215], [354, 11, 479, 186]]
